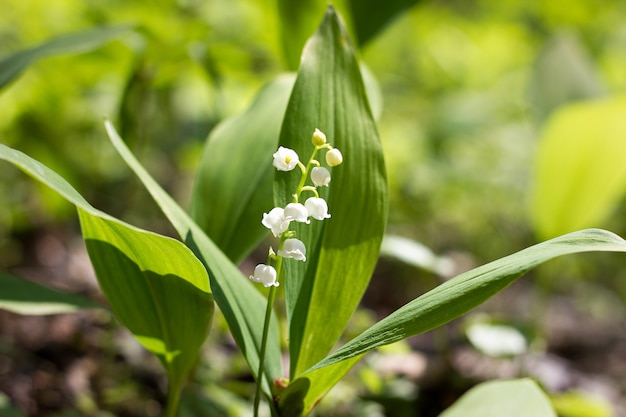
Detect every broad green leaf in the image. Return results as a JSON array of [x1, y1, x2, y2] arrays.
[[104, 121, 282, 402], [79, 210, 212, 392], [0, 143, 213, 398], [439, 379, 556, 417], [0, 26, 131, 91], [308, 229, 626, 371], [530, 96, 626, 239], [0, 272, 101, 315], [275, 6, 388, 379], [190, 74, 295, 264]]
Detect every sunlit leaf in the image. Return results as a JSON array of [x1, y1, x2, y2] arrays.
[[0, 26, 131, 91], [308, 229, 626, 371], [279, 228, 626, 415], [79, 211, 212, 390], [530, 96, 626, 239], [0, 272, 100, 315], [275, 6, 388, 380], [439, 379, 556, 417], [104, 121, 282, 403], [0, 143, 213, 398], [191, 75, 295, 264], [551, 390, 613, 417]]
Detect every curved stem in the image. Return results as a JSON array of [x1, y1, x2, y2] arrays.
[[293, 147, 320, 201], [253, 241, 285, 417], [253, 284, 278, 416]]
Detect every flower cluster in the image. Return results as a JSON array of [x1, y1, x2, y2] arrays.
[[249, 128, 342, 287]]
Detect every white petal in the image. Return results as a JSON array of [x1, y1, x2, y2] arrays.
[[262, 207, 290, 237], [284, 203, 310, 224], [273, 146, 299, 171], [249, 264, 279, 287], [305, 197, 331, 220], [278, 238, 306, 261], [311, 167, 331, 187]]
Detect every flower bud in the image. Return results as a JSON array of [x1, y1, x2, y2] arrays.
[[312, 128, 327, 147], [326, 148, 343, 167], [311, 167, 331, 187]]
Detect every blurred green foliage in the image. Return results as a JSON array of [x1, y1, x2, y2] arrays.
[[3, 0, 626, 259]]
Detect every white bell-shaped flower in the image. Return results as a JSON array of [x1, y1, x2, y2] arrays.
[[262, 207, 290, 237], [311, 167, 331, 187], [326, 148, 343, 167], [278, 238, 307, 261], [249, 264, 279, 287], [273, 146, 299, 171], [305, 197, 331, 220], [284, 203, 310, 224]]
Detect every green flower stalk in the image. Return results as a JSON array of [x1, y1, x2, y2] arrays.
[[250, 128, 342, 416]]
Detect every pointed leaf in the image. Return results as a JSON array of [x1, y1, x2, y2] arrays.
[[104, 121, 282, 400], [0, 273, 101, 315], [275, 6, 388, 378], [530, 96, 626, 239], [439, 379, 556, 417], [190, 75, 295, 264], [0, 26, 131, 91], [275, 1, 383, 120], [277, 0, 421, 66], [278, 228, 626, 416], [0, 143, 214, 393], [307, 229, 626, 372]]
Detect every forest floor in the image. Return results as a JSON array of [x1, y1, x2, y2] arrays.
[[1, 228, 625, 417]]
